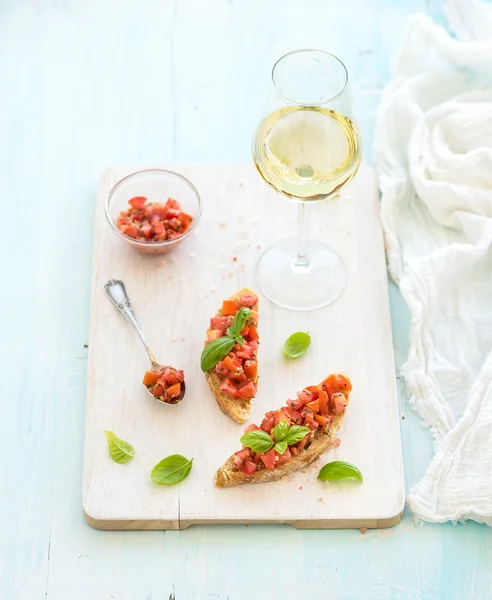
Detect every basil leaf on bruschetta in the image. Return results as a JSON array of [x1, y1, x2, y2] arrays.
[[227, 307, 251, 339], [239, 430, 274, 453], [274, 441, 288, 455], [282, 425, 310, 446], [200, 336, 236, 372], [272, 420, 289, 442]]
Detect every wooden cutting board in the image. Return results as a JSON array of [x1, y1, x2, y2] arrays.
[[82, 163, 404, 530]]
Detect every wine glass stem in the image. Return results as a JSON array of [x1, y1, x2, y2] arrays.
[[295, 202, 311, 269]]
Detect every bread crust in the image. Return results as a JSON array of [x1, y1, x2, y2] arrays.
[[205, 288, 258, 424], [215, 377, 350, 487]]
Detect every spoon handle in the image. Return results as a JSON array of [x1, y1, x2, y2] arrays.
[[104, 279, 159, 367]]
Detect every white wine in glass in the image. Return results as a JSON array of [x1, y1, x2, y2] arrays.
[[252, 50, 361, 310]]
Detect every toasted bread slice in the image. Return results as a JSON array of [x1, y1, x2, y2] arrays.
[[205, 288, 258, 424], [215, 375, 350, 487]]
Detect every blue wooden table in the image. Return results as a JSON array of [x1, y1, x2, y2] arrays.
[[2, 1, 491, 599]]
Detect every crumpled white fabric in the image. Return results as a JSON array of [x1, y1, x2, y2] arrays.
[[375, 0, 492, 524]]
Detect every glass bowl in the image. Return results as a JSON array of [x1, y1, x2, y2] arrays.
[[105, 169, 202, 255]]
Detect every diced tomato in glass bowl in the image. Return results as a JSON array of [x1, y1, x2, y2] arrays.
[[105, 169, 202, 255]]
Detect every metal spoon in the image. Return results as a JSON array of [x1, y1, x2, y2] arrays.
[[104, 279, 185, 405]]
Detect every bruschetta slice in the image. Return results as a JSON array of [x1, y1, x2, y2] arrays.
[[202, 288, 259, 423], [215, 373, 351, 486]]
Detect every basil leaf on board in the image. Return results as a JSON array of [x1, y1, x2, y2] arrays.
[[283, 425, 310, 446], [274, 440, 288, 455], [103, 430, 135, 464], [228, 307, 251, 339], [283, 331, 311, 358], [239, 430, 274, 453], [317, 461, 363, 483], [151, 454, 193, 485], [273, 420, 289, 442], [200, 336, 235, 372]]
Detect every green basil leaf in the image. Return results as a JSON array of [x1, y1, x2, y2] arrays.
[[200, 336, 235, 372], [317, 461, 363, 482], [273, 420, 289, 442], [283, 425, 310, 445], [103, 430, 135, 464], [283, 331, 311, 358], [239, 430, 274, 453], [228, 307, 251, 338], [274, 440, 288, 455], [151, 454, 193, 485]]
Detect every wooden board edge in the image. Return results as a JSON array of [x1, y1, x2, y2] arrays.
[[83, 510, 179, 531]]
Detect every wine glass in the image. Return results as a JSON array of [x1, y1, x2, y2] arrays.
[[252, 49, 361, 311]]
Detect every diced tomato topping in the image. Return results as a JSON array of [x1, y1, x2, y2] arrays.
[[237, 380, 257, 400], [222, 300, 239, 316], [210, 316, 232, 332], [259, 448, 276, 471], [215, 361, 229, 377], [275, 410, 291, 426], [247, 325, 259, 340], [314, 414, 330, 430], [244, 360, 257, 379], [240, 461, 258, 476], [120, 224, 139, 239], [238, 293, 258, 308], [179, 212, 192, 227], [331, 392, 347, 415], [305, 385, 320, 399], [244, 423, 261, 433], [235, 448, 252, 463], [208, 329, 222, 342], [117, 197, 192, 243], [260, 414, 275, 434], [318, 389, 329, 416], [161, 368, 183, 385], [296, 435, 310, 453], [219, 378, 239, 399], [166, 383, 181, 400], [290, 409, 304, 425], [152, 383, 164, 398], [306, 399, 320, 412], [234, 343, 255, 360], [287, 398, 305, 411], [297, 390, 313, 404], [128, 196, 147, 210], [323, 374, 352, 396], [222, 355, 237, 372], [142, 370, 160, 387], [275, 447, 292, 466]]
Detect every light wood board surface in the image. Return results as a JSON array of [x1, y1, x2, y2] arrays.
[[82, 163, 404, 530]]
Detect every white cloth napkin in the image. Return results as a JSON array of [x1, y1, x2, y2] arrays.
[[375, 0, 492, 524]]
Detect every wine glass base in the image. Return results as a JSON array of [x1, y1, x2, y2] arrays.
[[256, 238, 347, 311]]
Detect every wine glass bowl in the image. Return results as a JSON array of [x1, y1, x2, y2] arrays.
[[251, 49, 362, 310]]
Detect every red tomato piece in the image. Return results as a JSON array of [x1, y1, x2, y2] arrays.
[[234, 344, 255, 360], [222, 300, 239, 316], [247, 326, 259, 341], [323, 374, 352, 397], [219, 378, 239, 399], [236, 380, 257, 400], [152, 383, 164, 398], [244, 360, 257, 379], [275, 410, 291, 426], [244, 423, 261, 433], [318, 389, 329, 416], [166, 383, 181, 399], [142, 371, 160, 387], [331, 392, 347, 415], [128, 196, 147, 210], [275, 447, 292, 466], [239, 461, 258, 476], [120, 224, 139, 239], [238, 293, 258, 307], [210, 316, 232, 332], [260, 414, 275, 434], [259, 448, 276, 471]]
